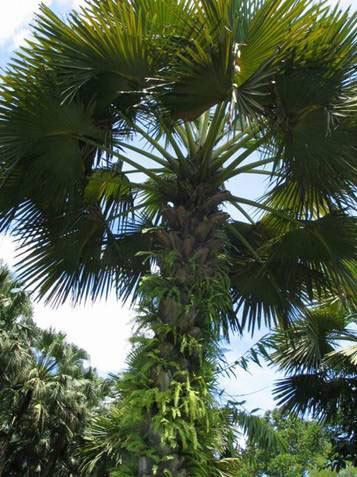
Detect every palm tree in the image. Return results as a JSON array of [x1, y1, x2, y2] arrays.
[[0, 0, 356, 474], [27, 330, 102, 477], [263, 299, 357, 469], [0, 267, 105, 476], [0, 263, 33, 328], [0, 265, 35, 472], [0, 326, 105, 476]]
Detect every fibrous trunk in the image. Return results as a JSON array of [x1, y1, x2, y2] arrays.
[[118, 180, 231, 476]]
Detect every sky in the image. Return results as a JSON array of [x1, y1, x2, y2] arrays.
[[0, 0, 354, 413]]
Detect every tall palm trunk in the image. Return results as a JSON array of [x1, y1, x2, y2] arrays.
[[120, 178, 231, 475]]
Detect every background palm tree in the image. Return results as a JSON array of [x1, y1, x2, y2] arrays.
[[0, 264, 34, 473], [0, 265, 106, 476], [264, 299, 357, 470], [0, 0, 356, 474], [236, 296, 357, 470]]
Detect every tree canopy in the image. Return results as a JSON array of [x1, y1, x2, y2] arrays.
[[234, 410, 357, 477], [0, 264, 107, 476]]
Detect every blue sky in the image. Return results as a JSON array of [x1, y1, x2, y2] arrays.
[[0, 0, 354, 413]]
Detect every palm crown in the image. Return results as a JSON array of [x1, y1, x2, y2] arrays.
[[0, 0, 355, 313]]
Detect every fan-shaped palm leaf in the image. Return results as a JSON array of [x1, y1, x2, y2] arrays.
[[262, 7, 357, 216], [263, 299, 357, 422], [227, 213, 356, 331]]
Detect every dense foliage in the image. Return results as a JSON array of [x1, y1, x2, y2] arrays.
[[235, 410, 357, 477], [235, 410, 331, 477], [0, 265, 107, 476], [311, 468, 357, 477], [0, 0, 356, 474]]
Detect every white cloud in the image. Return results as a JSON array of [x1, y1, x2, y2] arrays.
[[0, 0, 49, 48], [0, 234, 17, 268], [34, 299, 134, 376], [55, 0, 86, 8], [0, 0, 87, 50]]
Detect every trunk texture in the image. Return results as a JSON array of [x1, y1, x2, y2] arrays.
[[121, 179, 231, 475]]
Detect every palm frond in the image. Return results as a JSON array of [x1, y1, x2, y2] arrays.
[[268, 298, 357, 422], [230, 0, 322, 120], [269, 304, 356, 375], [155, 0, 326, 121], [14, 210, 154, 305], [227, 212, 356, 332], [326, 340, 357, 368], [80, 406, 126, 474], [273, 373, 357, 421], [232, 408, 284, 451], [0, 59, 161, 305], [262, 6, 357, 217]]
